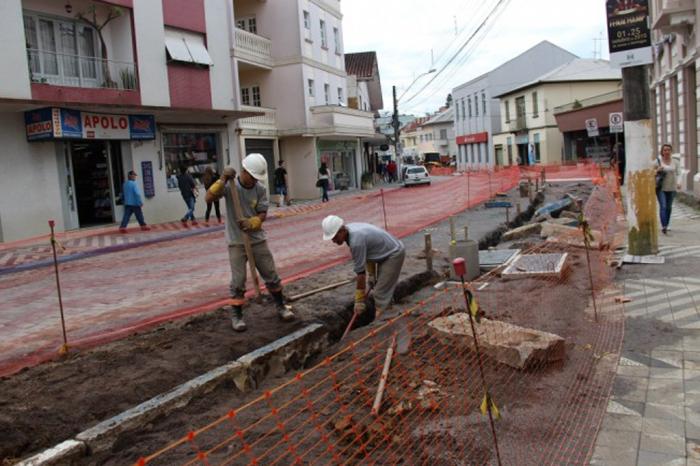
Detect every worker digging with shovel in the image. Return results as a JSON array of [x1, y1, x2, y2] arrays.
[[206, 153, 295, 331], [322, 215, 405, 325]]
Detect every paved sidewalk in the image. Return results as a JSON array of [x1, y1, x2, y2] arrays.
[[591, 200, 700, 466]]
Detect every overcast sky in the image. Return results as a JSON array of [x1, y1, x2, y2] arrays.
[[342, 0, 610, 116]]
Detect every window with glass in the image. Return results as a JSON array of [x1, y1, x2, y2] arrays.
[[240, 86, 261, 106], [455, 103, 459, 120], [24, 11, 100, 88], [252, 86, 261, 106], [320, 20, 327, 48], [532, 91, 539, 117], [163, 133, 220, 189], [240, 87, 250, 105], [324, 83, 330, 104], [468, 98, 472, 118], [474, 94, 479, 116], [333, 27, 341, 54], [236, 17, 257, 34], [482, 93, 486, 114], [308, 79, 314, 97], [505, 100, 511, 122], [440, 129, 447, 139], [337, 87, 343, 105], [303, 11, 310, 29], [461, 99, 466, 120]]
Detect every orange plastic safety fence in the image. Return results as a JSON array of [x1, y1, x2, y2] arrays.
[[126, 169, 625, 466]]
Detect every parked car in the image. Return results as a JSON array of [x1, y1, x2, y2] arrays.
[[403, 165, 431, 187]]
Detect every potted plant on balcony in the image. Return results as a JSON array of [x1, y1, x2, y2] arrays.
[[76, 4, 123, 88], [361, 171, 374, 190]]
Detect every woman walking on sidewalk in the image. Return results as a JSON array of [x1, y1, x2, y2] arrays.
[[656, 144, 681, 234], [202, 167, 222, 224], [318, 162, 330, 202]]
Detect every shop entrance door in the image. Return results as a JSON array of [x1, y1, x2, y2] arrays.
[[70, 141, 114, 227]]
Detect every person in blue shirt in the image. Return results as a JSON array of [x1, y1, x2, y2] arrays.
[[119, 170, 150, 233]]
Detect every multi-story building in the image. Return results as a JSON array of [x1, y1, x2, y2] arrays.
[[399, 116, 430, 163], [452, 41, 577, 171], [232, 0, 375, 200], [0, 0, 249, 242], [649, 0, 699, 194], [492, 59, 621, 165], [420, 108, 456, 162]]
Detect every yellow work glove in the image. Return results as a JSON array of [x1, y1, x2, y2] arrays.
[[208, 179, 225, 197], [239, 216, 262, 232], [354, 289, 366, 315]]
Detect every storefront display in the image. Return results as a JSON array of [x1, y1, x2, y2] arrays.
[[318, 141, 357, 191], [163, 132, 220, 188]]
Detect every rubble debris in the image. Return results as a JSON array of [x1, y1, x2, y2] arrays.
[[501, 223, 542, 241], [428, 314, 566, 369], [560, 210, 580, 220], [540, 223, 603, 249], [501, 253, 568, 280], [534, 197, 573, 218]]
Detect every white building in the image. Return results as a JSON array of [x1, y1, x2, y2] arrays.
[[0, 0, 249, 242], [649, 0, 700, 195], [420, 108, 456, 162], [452, 41, 577, 171], [232, 0, 375, 199]]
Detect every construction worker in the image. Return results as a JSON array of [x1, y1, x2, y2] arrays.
[[321, 215, 405, 319], [205, 153, 295, 331]]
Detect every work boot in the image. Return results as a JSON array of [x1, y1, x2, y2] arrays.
[[271, 291, 295, 322], [231, 306, 246, 332]]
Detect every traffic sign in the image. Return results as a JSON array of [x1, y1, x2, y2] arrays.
[[585, 118, 599, 137], [609, 112, 624, 133]]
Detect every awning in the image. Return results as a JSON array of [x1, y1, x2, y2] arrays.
[[164, 28, 213, 66], [555, 99, 623, 133]]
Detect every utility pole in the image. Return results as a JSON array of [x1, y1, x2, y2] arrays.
[[623, 65, 657, 255], [392, 85, 401, 180]]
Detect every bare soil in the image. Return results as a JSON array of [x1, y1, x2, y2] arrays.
[[0, 183, 598, 465]]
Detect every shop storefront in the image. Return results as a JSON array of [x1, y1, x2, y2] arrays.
[[24, 107, 155, 229], [317, 140, 358, 191]]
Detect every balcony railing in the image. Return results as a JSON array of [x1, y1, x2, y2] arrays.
[[27, 49, 138, 90], [234, 28, 273, 68], [511, 115, 527, 131], [238, 105, 277, 131]]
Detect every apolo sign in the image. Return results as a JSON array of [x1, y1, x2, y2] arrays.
[[25, 108, 155, 141]]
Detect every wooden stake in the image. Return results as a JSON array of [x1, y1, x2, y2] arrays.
[[372, 333, 397, 416], [464, 225, 469, 240], [288, 279, 354, 302], [230, 177, 261, 297], [449, 216, 456, 243], [424, 233, 433, 272]]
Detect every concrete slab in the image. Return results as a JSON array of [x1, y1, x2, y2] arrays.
[[478, 249, 520, 270], [501, 253, 568, 280], [427, 314, 565, 369], [501, 223, 541, 241], [15, 440, 86, 466]]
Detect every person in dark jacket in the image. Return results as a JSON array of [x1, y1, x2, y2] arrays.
[[202, 166, 222, 224], [318, 162, 330, 202], [177, 167, 198, 226]]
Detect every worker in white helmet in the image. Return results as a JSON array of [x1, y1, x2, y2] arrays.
[[321, 215, 405, 319], [206, 153, 295, 331]]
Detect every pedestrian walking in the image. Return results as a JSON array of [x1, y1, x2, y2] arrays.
[[321, 215, 405, 320], [202, 166, 222, 224], [318, 162, 330, 202], [274, 160, 290, 207], [387, 160, 397, 183], [656, 144, 681, 234], [177, 168, 198, 226], [205, 153, 295, 331], [118, 170, 150, 233]]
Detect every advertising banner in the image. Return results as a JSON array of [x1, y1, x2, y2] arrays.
[[24, 108, 54, 141], [141, 161, 155, 198], [24, 108, 156, 142], [129, 115, 156, 140], [82, 112, 130, 140], [606, 0, 652, 67]]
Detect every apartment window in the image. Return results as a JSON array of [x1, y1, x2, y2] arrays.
[[23, 12, 101, 87], [516, 96, 526, 122], [468, 98, 472, 118], [532, 91, 539, 117], [482, 93, 486, 114], [324, 83, 330, 104], [333, 27, 341, 54], [236, 16, 257, 34], [303, 10, 310, 29], [337, 87, 343, 105], [461, 99, 466, 120], [308, 79, 314, 97], [440, 129, 447, 139], [455, 103, 460, 120], [320, 20, 327, 49], [240, 86, 261, 107], [505, 100, 511, 122], [474, 94, 479, 117]]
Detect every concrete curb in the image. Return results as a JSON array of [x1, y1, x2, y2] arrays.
[[17, 323, 329, 465]]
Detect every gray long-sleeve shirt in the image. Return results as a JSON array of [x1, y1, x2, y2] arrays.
[[346, 223, 404, 274], [223, 178, 269, 245]]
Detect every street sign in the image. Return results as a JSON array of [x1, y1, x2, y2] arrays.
[[585, 118, 599, 137], [609, 112, 624, 133], [606, 0, 652, 68]]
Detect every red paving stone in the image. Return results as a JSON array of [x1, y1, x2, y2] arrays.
[[0, 170, 523, 376]]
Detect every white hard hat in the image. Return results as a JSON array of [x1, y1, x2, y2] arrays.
[[241, 153, 268, 181], [322, 215, 344, 241]]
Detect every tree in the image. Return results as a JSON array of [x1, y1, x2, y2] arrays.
[[445, 93, 453, 108], [77, 5, 123, 88]]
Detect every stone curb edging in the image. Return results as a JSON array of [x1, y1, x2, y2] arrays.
[[17, 323, 328, 466]]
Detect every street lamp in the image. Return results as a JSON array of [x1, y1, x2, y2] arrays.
[[392, 68, 437, 181]]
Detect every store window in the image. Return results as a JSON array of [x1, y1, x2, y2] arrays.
[[163, 133, 219, 189]]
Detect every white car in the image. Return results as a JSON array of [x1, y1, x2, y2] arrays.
[[403, 165, 431, 187]]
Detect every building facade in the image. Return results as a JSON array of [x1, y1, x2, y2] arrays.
[[418, 108, 456, 161], [649, 0, 700, 194], [452, 41, 577, 171], [492, 59, 621, 166], [232, 0, 375, 200], [0, 0, 249, 242]]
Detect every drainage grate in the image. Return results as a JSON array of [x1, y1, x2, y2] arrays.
[[502, 253, 568, 279]]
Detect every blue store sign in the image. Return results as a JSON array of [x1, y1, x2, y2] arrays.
[[24, 107, 156, 142]]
